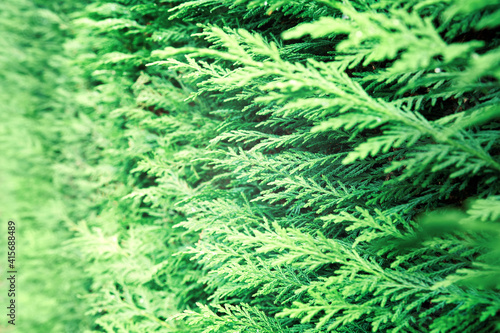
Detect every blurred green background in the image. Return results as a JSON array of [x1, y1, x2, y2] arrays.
[[0, 0, 89, 331]]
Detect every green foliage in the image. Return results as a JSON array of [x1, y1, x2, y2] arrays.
[[0, 0, 91, 331], [152, 0, 500, 331], [2, 0, 499, 332]]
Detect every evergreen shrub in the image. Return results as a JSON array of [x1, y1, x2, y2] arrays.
[[2, 0, 500, 332]]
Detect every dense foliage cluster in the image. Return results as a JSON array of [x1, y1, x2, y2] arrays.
[[1, 0, 499, 332]]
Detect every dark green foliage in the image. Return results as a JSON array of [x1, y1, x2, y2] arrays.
[[2, 0, 499, 332]]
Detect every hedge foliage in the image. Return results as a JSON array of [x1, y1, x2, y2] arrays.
[[0, 0, 91, 331], [1, 0, 500, 332]]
